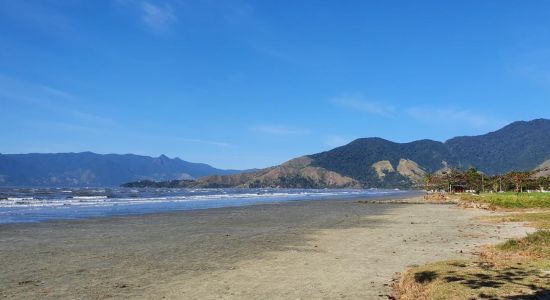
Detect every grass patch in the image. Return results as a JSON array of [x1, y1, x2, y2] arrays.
[[396, 195, 550, 298], [395, 231, 550, 299], [489, 212, 550, 229], [460, 192, 550, 209], [497, 231, 550, 257], [396, 259, 550, 300]]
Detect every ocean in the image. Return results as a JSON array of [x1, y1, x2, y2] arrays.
[[0, 187, 410, 224]]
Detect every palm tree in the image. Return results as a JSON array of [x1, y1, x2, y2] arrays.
[[423, 173, 434, 191]]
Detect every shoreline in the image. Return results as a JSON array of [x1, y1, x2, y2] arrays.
[[0, 194, 531, 299], [0, 189, 418, 225]]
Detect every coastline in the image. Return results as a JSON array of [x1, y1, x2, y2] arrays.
[[0, 188, 412, 224], [0, 194, 531, 299]]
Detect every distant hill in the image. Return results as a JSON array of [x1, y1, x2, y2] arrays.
[[0, 152, 243, 187], [309, 119, 550, 187], [136, 118, 549, 189], [309, 138, 451, 188], [196, 156, 360, 188], [445, 119, 550, 174], [123, 156, 360, 189]]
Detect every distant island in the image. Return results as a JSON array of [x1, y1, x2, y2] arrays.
[[123, 119, 550, 189]]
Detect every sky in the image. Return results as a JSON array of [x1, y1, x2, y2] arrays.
[[1, 0, 550, 169]]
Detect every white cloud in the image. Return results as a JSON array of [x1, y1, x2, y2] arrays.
[[251, 125, 309, 136], [407, 107, 501, 128], [140, 1, 177, 30], [331, 95, 395, 117]]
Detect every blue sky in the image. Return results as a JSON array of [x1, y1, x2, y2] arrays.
[[1, 0, 549, 169]]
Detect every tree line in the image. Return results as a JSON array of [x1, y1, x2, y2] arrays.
[[424, 167, 550, 193]]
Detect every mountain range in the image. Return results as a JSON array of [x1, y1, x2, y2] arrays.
[[0, 152, 243, 187], [125, 118, 549, 189], [2, 119, 549, 188]]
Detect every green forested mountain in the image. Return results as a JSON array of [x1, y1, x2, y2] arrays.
[[445, 119, 550, 174], [309, 138, 451, 187], [306, 118, 549, 187], [126, 119, 550, 189]]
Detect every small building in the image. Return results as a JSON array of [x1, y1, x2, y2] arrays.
[[450, 184, 466, 193]]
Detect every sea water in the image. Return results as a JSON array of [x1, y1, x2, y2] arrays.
[[0, 187, 409, 224]]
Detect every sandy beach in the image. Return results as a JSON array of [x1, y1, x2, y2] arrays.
[[0, 195, 532, 299]]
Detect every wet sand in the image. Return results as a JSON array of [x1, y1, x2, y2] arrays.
[[0, 195, 531, 299]]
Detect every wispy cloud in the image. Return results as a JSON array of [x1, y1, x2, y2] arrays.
[[407, 107, 502, 128], [331, 95, 395, 117], [38, 84, 76, 100], [115, 0, 178, 32], [130, 133, 232, 148], [505, 43, 550, 86], [217, 0, 254, 24], [26, 120, 101, 134], [0, 1, 75, 36], [176, 137, 231, 148], [0, 74, 73, 102], [251, 125, 309, 136], [140, 1, 177, 31], [68, 109, 116, 127], [510, 64, 550, 85], [322, 135, 352, 148], [0, 74, 116, 131], [252, 45, 296, 63]]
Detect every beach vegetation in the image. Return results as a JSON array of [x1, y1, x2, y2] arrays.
[[397, 173, 550, 298], [426, 167, 550, 195], [489, 212, 550, 229], [460, 192, 550, 209], [395, 231, 550, 299]]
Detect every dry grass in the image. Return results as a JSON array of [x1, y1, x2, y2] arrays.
[[394, 240, 550, 300], [395, 258, 550, 299], [489, 212, 550, 230], [394, 226, 550, 299]]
